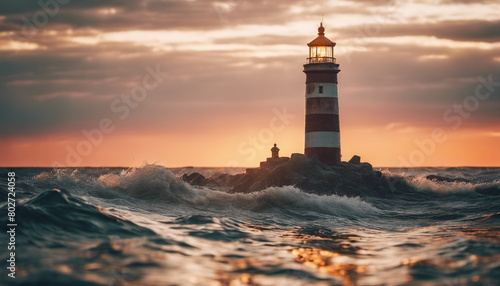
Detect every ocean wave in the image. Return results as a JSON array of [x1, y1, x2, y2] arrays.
[[3, 166, 500, 285], [382, 170, 500, 196], [409, 176, 499, 194], [230, 186, 380, 216], [0, 188, 155, 247], [95, 164, 380, 217], [30, 165, 380, 218], [31, 164, 500, 221], [97, 164, 192, 201]]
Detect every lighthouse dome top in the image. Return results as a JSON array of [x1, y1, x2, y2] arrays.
[[306, 23, 337, 64], [307, 23, 336, 47]]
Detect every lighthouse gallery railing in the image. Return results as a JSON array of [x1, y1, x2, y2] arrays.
[[307, 57, 336, 64]]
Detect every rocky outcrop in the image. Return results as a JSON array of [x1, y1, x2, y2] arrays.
[[229, 154, 394, 197], [180, 172, 244, 189], [181, 172, 207, 186], [206, 173, 244, 188], [180, 154, 404, 197]]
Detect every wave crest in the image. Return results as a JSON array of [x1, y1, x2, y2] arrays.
[[0, 189, 154, 247], [382, 169, 500, 196], [94, 164, 379, 217], [97, 164, 192, 200]]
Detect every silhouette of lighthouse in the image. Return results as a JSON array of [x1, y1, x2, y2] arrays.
[[303, 23, 341, 165]]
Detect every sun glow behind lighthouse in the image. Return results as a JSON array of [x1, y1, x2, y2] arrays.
[[0, 0, 498, 167]]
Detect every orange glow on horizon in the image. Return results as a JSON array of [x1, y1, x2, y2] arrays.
[[1, 126, 498, 168], [1, 2, 499, 168]]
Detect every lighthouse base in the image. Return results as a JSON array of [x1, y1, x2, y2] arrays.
[[228, 153, 395, 196], [180, 153, 409, 197], [305, 147, 340, 165]]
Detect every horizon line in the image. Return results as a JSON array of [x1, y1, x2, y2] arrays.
[[1, 165, 499, 169]]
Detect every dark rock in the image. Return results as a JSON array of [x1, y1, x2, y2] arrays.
[[340, 161, 360, 172], [206, 173, 243, 188], [228, 153, 399, 197], [181, 172, 207, 186], [348, 155, 361, 165], [359, 162, 373, 174]]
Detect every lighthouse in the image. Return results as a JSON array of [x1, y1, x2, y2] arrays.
[[303, 23, 341, 165]]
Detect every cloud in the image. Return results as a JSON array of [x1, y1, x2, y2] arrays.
[[342, 20, 500, 43], [0, 0, 139, 15], [0, 0, 498, 166], [0, 0, 315, 33], [1, 36, 497, 140], [440, 0, 498, 4]]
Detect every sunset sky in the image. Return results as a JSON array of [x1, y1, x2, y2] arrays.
[[0, 0, 499, 167]]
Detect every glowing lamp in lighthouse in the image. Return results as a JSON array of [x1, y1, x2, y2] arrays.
[[303, 23, 341, 165], [307, 24, 336, 64]]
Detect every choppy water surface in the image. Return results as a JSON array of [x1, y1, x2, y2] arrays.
[[1, 166, 499, 285]]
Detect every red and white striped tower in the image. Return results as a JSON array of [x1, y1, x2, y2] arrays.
[[303, 23, 341, 165]]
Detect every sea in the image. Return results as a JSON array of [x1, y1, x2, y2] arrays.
[[1, 166, 499, 286]]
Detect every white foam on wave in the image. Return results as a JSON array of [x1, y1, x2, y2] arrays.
[[33, 168, 80, 181], [382, 170, 500, 194], [229, 186, 380, 216], [97, 165, 192, 200], [31, 164, 380, 216], [96, 164, 379, 216]]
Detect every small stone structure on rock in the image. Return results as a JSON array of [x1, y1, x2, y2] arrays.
[[179, 148, 410, 197], [231, 153, 392, 197], [259, 144, 290, 169]]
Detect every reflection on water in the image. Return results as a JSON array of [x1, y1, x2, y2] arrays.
[[291, 248, 366, 286], [3, 167, 500, 285], [456, 226, 500, 243], [285, 225, 500, 286]]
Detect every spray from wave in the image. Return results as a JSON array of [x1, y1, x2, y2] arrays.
[[25, 164, 382, 220], [382, 168, 500, 196]]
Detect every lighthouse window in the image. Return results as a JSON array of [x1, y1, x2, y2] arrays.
[[319, 86, 323, 93]]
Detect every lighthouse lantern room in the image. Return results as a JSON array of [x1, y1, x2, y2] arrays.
[[303, 23, 341, 165], [307, 23, 336, 64]]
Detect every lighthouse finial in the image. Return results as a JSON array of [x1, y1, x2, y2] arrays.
[[318, 21, 325, 35]]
